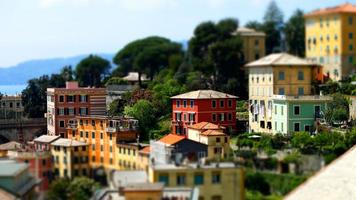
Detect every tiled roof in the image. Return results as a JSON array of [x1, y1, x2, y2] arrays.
[[285, 145, 356, 200], [34, 135, 60, 143], [159, 134, 185, 145], [233, 27, 266, 36], [245, 53, 315, 67], [139, 146, 151, 154], [201, 130, 226, 136], [305, 3, 356, 17], [171, 90, 237, 99], [189, 122, 225, 130], [0, 141, 21, 151], [51, 138, 87, 147]]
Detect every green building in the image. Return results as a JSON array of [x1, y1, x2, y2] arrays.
[[272, 95, 332, 135]]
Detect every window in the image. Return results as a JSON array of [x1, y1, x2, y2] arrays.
[[92, 156, 95, 162], [74, 147, 78, 152], [349, 33, 353, 39], [183, 100, 187, 108], [278, 71, 285, 80], [315, 105, 321, 118], [92, 144, 95, 150], [297, 71, 304, 80], [58, 108, 64, 116], [212, 113, 217, 121], [216, 137, 221, 143], [349, 44, 353, 51], [275, 105, 277, 114], [176, 100, 180, 108], [281, 106, 284, 116], [194, 174, 204, 185], [92, 132, 95, 139], [298, 87, 304, 95], [189, 113, 195, 122], [80, 107, 88, 115], [59, 95, 65, 102], [68, 108, 75, 115], [349, 16, 353, 25], [100, 157, 104, 163], [294, 106, 300, 115], [100, 132, 103, 139], [212, 100, 216, 108], [175, 112, 182, 121], [349, 56, 354, 64], [80, 95, 88, 102], [294, 123, 300, 132], [305, 125, 311, 132], [59, 120, 65, 128], [278, 88, 285, 95], [228, 113, 232, 121], [82, 146, 86, 151], [190, 100, 194, 108], [281, 122, 284, 132], [110, 146, 112, 152], [183, 114, 187, 121], [220, 100, 224, 108], [260, 121, 265, 128], [100, 145, 103, 151], [228, 99, 232, 107], [159, 174, 169, 186], [67, 95, 74, 102], [219, 113, 225, 122], [176, 174, 186, 186], [109, 133, 112, 140], [212, 172, 221, 184], [85, 132, 88, 138]]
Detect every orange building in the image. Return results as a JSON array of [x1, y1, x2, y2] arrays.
[[67, 115, 139, 170], [46, 81, 106, 137]]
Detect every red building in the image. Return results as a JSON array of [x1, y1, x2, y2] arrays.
[[171, 90, 237, 135]]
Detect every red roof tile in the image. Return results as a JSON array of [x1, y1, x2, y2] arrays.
[[140, 146, 151, 154], [189, 122, 225, 130], [305, 3, 356, 17], [159, 134, 185, 145], [201, 130, 227, 136]]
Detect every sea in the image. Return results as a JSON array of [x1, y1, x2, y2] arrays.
[[0, 84, 27, 96]]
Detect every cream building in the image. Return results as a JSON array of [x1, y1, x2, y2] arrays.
[[234, 27, 266, 63]]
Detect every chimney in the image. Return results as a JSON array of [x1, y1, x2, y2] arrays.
[[66, 81, 79, 89]]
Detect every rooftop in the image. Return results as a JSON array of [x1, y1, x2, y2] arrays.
[[0, 141, 21, 151], [0, 160, 27, 177], [112, 170, 147, 188], [285, 145, 356, 200], [33, 135, 60, 143], [51, 138, 88, 147], [171, 90, 237, 99], [158, 134, 185, 145], [245, 53, 316, 68], [139, 146, 151, 154], [189, 121, 225, 130], [305, 3, 356, 17], [233, 27, 266, 37], [201, 130, 226, 136]]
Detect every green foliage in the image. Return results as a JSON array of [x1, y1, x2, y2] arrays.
[[75, 55, 110, 87], [325, 94, 349, 124], [283, 151, 302, 164], [261, 172, 306, 195], [291, 132, 314, 153], [284, 9, 305, 57], [245, 172, 271, 195], [124, 99, 156, 141], [105, 77, 128, 86], [47, 177, 99, 200]]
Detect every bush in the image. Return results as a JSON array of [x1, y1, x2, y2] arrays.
[[245, 172, 271, 195]]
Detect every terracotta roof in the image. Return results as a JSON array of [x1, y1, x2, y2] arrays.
[[201, 130, 226, 136], [189, 122, 225, 130], [159, 134, 185, 145], [305, 3, 356, 17], [245, 53, 315, 67], [171, 90, 237, 99], [139, 146, 151, 154], [51, 138, 88, 147]]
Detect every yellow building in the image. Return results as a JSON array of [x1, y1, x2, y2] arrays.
[[116, 143, 149, 171], [245, 53, 321, 133], [51, 138, 89, 178], [305, 3, 356, 80], [122, 183, 164, 200], [234, 27, 266, 63], [148, 162, 245, 200], [187, 122, 230, 160], [138, 146, 150, 171]]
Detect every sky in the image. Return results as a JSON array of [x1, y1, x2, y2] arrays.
[[0, 0, 352, 67]]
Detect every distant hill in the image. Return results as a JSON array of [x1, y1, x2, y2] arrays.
[[0, 53, 115, 85]]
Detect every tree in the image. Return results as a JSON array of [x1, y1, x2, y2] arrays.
[[47, 178, 71, 200], [291, 132, 314, 153], [60, 65, 75, 81], [245, 21, 263, 31], [262, 0, 284, 53], [124, 100, 156, 141], [284, 9, 305, 57], [68, 177, 100, 200], [188, 18, 245, 97], [325, 94, 349, 124], [76, 55, 110, 87], [112, 36, 183, 87], [245, 173, 271, 195]]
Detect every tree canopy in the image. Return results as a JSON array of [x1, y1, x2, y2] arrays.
[[284, 9, 305, 57], [75, 55, 110, 87]]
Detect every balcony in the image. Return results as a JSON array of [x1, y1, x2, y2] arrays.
[[67, 123, 78, 129], [106, 127, 117, 133]]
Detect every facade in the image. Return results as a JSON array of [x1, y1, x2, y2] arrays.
[[187, 122, 230, 160], [0, 95, 24, 119], [67, 115, 139, 170], [171, 90, 237, 135], [116, 143, 149, 171], [272, 95, 331, 135], [234, 27, 266, 63], [305, 3, 356, 80], [0, 160, 38, 200], [148, 162, 245, 200], [51, 138, 89, 178], [0, 141, 21, 157], [7, 150, 53, 191], [46, 81, 106, 137], [246, 53, 328, 134]]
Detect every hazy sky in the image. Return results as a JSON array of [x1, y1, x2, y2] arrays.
[[0, 0, 350, 67]]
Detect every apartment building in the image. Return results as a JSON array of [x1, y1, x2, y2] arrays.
[[187, 122, 230, 160], [171, 90, 237, 135], [0, 95, 24, 119], [246, 53, 329, 135], [46, 81, 106, 137], [305, 3, 356, 80], [67, 115, 139, 170], [234, 27, 266, 63]]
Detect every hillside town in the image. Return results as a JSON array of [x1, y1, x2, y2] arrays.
[[1, 1, 356, 200]]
